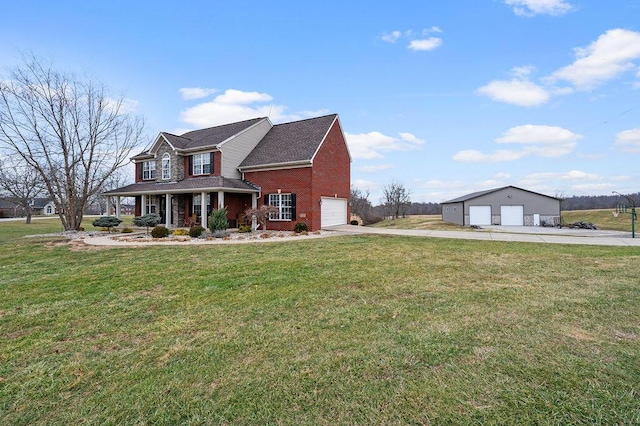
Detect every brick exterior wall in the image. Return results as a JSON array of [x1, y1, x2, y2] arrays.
[[244, 119, 351, 231], [311, 119, 351, 230]]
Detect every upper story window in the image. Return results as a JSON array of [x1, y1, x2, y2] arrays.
[[143, 161, 156, 180], [192, 153, 212, 175], [161, 153, 171, 180], [268, 193, 293, 221]]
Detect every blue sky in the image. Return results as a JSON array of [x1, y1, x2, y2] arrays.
[[2, 0, 639, 203]]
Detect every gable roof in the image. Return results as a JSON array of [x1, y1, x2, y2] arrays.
[[443, 186, 559, 204], [238, 114, 338, 169]]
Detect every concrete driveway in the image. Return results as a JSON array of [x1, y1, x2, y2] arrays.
[[326, 225, 640, 247]]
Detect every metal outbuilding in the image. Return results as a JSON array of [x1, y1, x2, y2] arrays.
[[441, 186, 560, 227]]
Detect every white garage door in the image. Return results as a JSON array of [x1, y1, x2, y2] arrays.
[[321, 197, 347, 227], [501, 205, 524, 226], [469, 206, 491, 225]]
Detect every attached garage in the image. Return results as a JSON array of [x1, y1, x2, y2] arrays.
[[441, 186, 560, 227], [469, 206, 492, 226], [321, 197, 347, 227], [500, 205, 524, 226]]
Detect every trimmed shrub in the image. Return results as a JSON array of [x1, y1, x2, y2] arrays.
[[238, 225, 252, 233], [121, 227, 133, 233], [173, 228, 190, 236], [212, 230, 229, 239], [92, 216, 122, 233], [189, 225, 205, 238], [209, 208, 229, 232], [294, 222, 308, 233], [350, 220, 359, 225], [133, 214, 162, 234], [151, 225, 170, 239]]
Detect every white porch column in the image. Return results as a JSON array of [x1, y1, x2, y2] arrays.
[[115, 196, 121, 219], [201, 191, 207, 230], [251, 193, 258, 230], [106, 196, 112, 216], [218, 191, 225, 209], [141, 194, 147, 215], [165, 193, 171, 227]]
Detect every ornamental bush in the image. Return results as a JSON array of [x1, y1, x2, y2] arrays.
[[209, 208, 229, 232], [133, 214, 162, 234], [173, 228, 190, 236], [92, 216, 122, 233], [151, 225, 170, 238], [294, 222, 308, 233], [121, 227, 133, 233], [189, 225, 205, 238], [238, 225, 252, 233]]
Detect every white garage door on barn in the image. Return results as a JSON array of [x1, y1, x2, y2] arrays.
[[500, 205, 524, 225], [321, 197, 347, 227], [469, 206, 491, 226]]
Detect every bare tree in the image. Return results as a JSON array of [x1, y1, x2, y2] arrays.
[[382, 180, 411, 220], [0, 156, 46, 223], [350, 185, 375, 224], [0, 56, 145, 230]]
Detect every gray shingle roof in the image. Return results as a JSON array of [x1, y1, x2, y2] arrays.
[[443, 185, 558, 203], [165, 117, 265, 151], [103, 176, 259, 196], [239, 114, 338, 168]]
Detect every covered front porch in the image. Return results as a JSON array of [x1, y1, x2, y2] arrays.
[[103, 177, 260, 229]]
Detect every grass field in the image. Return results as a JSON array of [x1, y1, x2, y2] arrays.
[[1, 218, 639, 424]]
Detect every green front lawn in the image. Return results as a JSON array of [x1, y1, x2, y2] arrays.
[[1, 219, 639, 424]]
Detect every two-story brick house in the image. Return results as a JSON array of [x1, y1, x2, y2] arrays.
[[103, 114, 351, 231]]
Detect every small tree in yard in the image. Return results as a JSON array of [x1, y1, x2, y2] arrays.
[[244, 205, 278, 231], [382, 180, 411, 220], [92, 216, 122, 233], [209, 208, 229, 232], [133, 213, 162, 235]]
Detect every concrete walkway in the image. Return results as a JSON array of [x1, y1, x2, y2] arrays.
[[326, 225, 640, 247]]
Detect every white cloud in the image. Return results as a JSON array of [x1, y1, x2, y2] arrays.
[[496, 124, 581, 144], [408, 38, 443, 51], [105, 97, 139, 114], [454, 125, 581, 162], [524, 170, 601, 181], [352, 179, 382, 192], [179, 87, 218, 100], [179, 88, 326, 127], [614, 128, 640, 153], [357, 164, 395, 173], [453, 149, 527, 163], [381, 31, 401, 43], [547, 29, 640, 89], [346, 131, 424, 160], [571, 183, 616, 192], [504, 0, 573, 16], [477, 78, 549, 106]]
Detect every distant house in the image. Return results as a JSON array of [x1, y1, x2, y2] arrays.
[[120, 204, 134, 215], [103, 114, 351, 231], [0, 197, 54, 217], [442, 186, 560, 227]]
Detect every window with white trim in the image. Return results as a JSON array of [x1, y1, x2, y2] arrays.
[[193, 153, 211, 175], [268, 193, 293, 221], [46, 205, 53, 214], [143, 161, 156, 180], [145, 195, 156, 214], [161, 153, 171, 180], [193, 194, 210, 217]]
